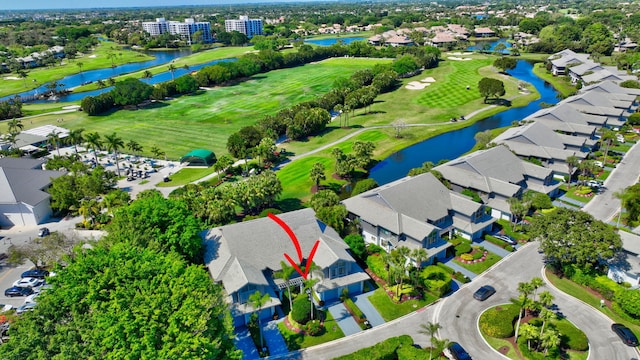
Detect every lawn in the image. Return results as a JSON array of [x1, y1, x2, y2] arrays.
[[531, 62, 577, 99], [453, 252, 501, 274], [4, 57, 388, 161], [1, 41, 154, 98], [367, 287, 437, 321], [277, 310, 345, 350], [157, 167, 216, 187], [558, 185, 595, 204]]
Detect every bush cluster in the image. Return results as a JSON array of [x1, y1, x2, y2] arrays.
[[479, 305, 519, 338], [553, 321, 589, 351], [291, 295, 311, 325], [306, 320, 323, 336], [454, 243, 472, 256], [366, 254, 389, 281], [334, 335, 414, 360], [420, 266, 451, 297]]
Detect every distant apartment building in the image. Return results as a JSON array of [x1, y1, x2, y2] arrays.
[[142, 18, 212, 44], [225, 15, 263, 38]]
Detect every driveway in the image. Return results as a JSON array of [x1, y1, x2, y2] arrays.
[[352, 292, 385, 327], [326, 302, 361, 336]]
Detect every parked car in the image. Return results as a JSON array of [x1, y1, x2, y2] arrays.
[[473, 285, 496, 301], [612, 323, 639, 347], [24, 293, 39, 304], [21, 269, 49, 279], [4, 286, 34, 297], [0, 304, 13, 313], [38, 227, 50, 237], [444, 342, 471, 360], [13, 277, 43, 288], [16, 303, 36, 315], [495, 234, 517, 245]]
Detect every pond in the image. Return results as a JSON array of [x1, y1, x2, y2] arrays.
[[369, 60, 560, 185], [467, 38, 512, 54], [304, 37, 366, 46]]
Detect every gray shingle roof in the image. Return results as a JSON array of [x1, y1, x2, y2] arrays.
[[0, 161, 63, 206], [581, 80, 640, 96], [204, 208, 357, 296], [0, 157, 46, 170], [526, 103, 608, 127], [531, 117, 597, 137]]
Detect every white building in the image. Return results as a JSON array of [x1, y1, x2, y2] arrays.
[[142, 18, 212, 44], [225, 15, 263, 38]]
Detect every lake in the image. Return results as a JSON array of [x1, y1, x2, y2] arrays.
[[467, 38, 512, 54], [304, 37, 366, 46], [369, 60, 559, 185]]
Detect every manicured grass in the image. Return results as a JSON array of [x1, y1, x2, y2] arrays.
[[483, 335, 519, 359], [4, 58, 387, 160], [157, 167, 215, 187], [453, 252, 501, 274], [611, 143, 632, 153], [546, 269, 640, 338], [1, 41, 154, 98], [531, 62, 577, 99], [596, 170, 611, 181], [367, 287, 437, 321], [277, 310, 344, 350], [559, 185, 594, 204]]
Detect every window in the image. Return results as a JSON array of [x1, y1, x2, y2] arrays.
[[331, 261, 346, 278]]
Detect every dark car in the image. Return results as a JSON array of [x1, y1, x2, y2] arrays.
[[473, 285, 496, 301], [4, 286, 34, 297], [612, 323, 639, 347], [445, 342, 471, 360], [38, 227, 50, 237], [21, 269, 49, 279]]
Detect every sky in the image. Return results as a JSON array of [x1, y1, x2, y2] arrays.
[[0, 0, 285, 11]]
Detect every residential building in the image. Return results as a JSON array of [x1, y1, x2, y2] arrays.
[[525, 103, 604, 134], [0, 158, 64, 227], [204, 208, 369, 326], [473, 27, 496, 37], [225, 15, 263, 38], [608, 231, 640, 286], [547, 49, 590, 76], [142, 18, 212, 44], [343, 172, 496, 260], [492, 121, 590, 176], [434, 146, 560, 221]]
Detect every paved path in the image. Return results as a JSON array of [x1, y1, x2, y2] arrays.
[[556, 193, 588, 207], [326, 302, 361, 336], [233, 326, 259, 360], [263, 320, 289, 357], [477, 240, 511, 258], [352, 292, 385, 327], [442, 258, 477, 280], [583, 140, 640, 223]]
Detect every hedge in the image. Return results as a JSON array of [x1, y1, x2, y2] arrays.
[[291, 295, 311, 325], [479, 304, 520, 338], [454, 243, 472, 256], [484, 234, 512, 250], [553, 320, 589, 351], [344, 298, 366, 322], [421, 266, 452, 297], [334, 335, 414, 359], [366, 254, 389, 281], [436, 263, 455, 275]]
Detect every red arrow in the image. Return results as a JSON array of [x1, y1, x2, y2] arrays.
[[268, 213, 320, 280]]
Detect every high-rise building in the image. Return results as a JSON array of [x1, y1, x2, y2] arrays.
[[224, 15, 263, 38], [142, 18, 212, 44]]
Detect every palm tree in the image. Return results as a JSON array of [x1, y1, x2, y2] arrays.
[[126, 140, 143, 156], [389, 246, 411, 298], [538, 290, 554, 309], [410, 248, 429, 271], [419, 322, 442, 360], [519, 323, 538, 351], [77, 199, 102, 228], [538, 308, 556, 341], [249, 290, 270, 352], [540, 329, 561, 356], [142, 70, 153, 83], [508, 197, 527, 229], [150, 146, 166, 160], [334, 104, 343, 127], [76, 61, 84, 75], [278, 261, 296, 310], [613, 190, 628, 228], [7, 118, 23, 135], [168, 63, 177, 80], [566, 155, 579, 187], [101, 190, 130, 216], [17, 69, 29, 88], [104, 132, 124, 176], [96, 79, 107, 89], [84, 132, 102, 162], [46, 130, 62, 156], [309, 162, 326, 191], [514, 281, 534, 340], [530, 277, 544, 302], [67, 128, 84, 155], [600, 129, 617, 169]]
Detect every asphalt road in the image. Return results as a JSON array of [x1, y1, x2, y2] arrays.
[[294, 243, 640, 359], [582, 140, 640, 223]]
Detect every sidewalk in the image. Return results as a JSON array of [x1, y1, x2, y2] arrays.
[[477, 240, 510, 258], [442, 258, 477, 280]]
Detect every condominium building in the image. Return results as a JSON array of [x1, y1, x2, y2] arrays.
[[224, 15, 263, 38], [142, 18, 212, 44]]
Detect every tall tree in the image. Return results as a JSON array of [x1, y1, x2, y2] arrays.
[[7, 118, 23, 135], [249, 290, 271, 351], [566, 155, 579, 187], [67, 128, 84, 155], [84, 132, 102, 162], [309, 162, 326, 190], [419, 322, 442, 360], [142, 70, 153, 83], [600, 129, 617, 168], [478, 77, 505, 103], [46, 130, 62, 157], [104, 132, 124, 176], [126, 139, 143, 156], [278, 261, 296, 310], [529, 208, 622, 269], [168, 63, 177, 80]]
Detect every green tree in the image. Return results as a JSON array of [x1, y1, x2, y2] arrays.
[[474, 130, 493, 148], [249, 290, 271, 351], [344, 234, 366, 259], [84, 131, 102, 162], [46, 130, 62, 157], [616, 289, 640, 318], [309, 190, 340, 212], [107, 191, 203, 262], [600, 129, 617, 167], [478, 77, 505, 103], [76, 199, 102, 228], [104, 132, 124, 176], [0, 243, 240, 359], [66, 128, 84, 155], [213, 154, 234, 182], [277, 261, 296, 310], [7, 118, 23, 135], [17, 69, 29, 88], [110, 78, 153, 106], [419, 322, 442, 360], [309, 162, 326, 190], [529, 208, 622, 269], [168, 63, 177, 80], [142, 70, 153, 83], [493, 56, 517, 72], [514, 281, 534, 340], [519, 323, 539, 351], [126, 139, 143, 156], [566, 155, 580, 186], [540, 329, 561, 356], [620, 184, 640, 224]]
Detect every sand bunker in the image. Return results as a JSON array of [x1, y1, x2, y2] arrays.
[[3, 76, 20, 80], [405, 81, 431, 90], [88, 54, 97, 58], [421, 77, 436, 83], [62, 105, 81, 110], [449, 52, 473, 56], [448, 56, 472, 61]]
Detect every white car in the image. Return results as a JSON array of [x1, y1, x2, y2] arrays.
[[0, 304, 13, 313], [13, 277, 43, 288], [16, 303, 36, 315], [24, 293, 39, 304]]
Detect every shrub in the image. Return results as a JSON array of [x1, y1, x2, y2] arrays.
[[554, 321, 589, 351], [479, 305, 519, 338], [504, 245, 514, 252], [421, 266, 451, 297], [461, 188, 482, 203], [460, 253, 474, 261], [344, 234, 366, 259], [306, 320, 323, 336], [334, 335, 413, 359], [366, 243, 385, 255], [575, 186, 593, 195], [436, 263, 455, 274], [291, 295, 311, 325], [455, 243, 472, 256], [590, 275, 619, 300], [449, 237, 462, 246], [454, 272, 471, 283], [366, 254, 389, 281], [616, 289, 640, 318], [472, 251, 484, 260]]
